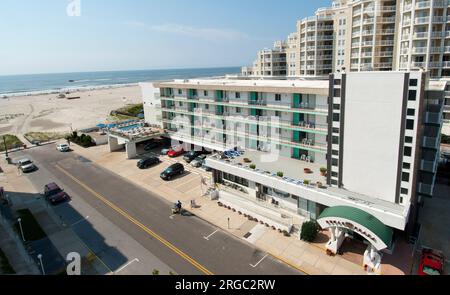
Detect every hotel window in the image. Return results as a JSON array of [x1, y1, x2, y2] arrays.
[[408, 90, 417, 101], [407, 109, 415, 116], [409, 79, 418, 87], [334, 89, 341, 97], [205, 104, 209, 110], [236, 92, 241, 99], [204, 91, 208, 96], [405, 136, 413, 143], [275, 111, 281, 117], [402, 172, 410, 182], [333, 113, 340, 122], [334, 79, 341, 86], [403, 163, 411, 170], [332, 150, 339, 156], [333, 104, 340, 110], [401, 188, 409, 195], [178, 89, 182, 95], [275, 94, 282, 101], [404, 146, 412, 157], [179, 102, 183, 107], [193, 89, 198, 96], [236, 107, 241, 113], [332, 136, 339, 144], [332, 158, 338, 166], [406, 119, 415, 130]]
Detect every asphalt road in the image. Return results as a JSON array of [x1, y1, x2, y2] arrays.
[[13, 145, 303, 275]]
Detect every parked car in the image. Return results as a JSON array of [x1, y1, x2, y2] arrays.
[[183, 151, 204, 163], [144, 140, 161, 151], [44, 183, 70, 205], [191, 155, 207, 168], [160, 163, 185, 180], [56, 143, 70, 152], [167, 147, 185, 158], [18, 158, 37, 173], [160, 148, 171, 155], [137, 157, 160, 169], [418, 248, 445, 275]]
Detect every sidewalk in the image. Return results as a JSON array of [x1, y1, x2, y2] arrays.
[[0, 157, 111, 275], [70, 144, 368, 275]]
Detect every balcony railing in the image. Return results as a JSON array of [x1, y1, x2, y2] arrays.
[[420, 158, 438, 173], [418, 183, 434, 196]]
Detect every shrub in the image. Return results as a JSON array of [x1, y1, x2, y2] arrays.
[[300, 221, 320, 242], [303, 180, 311, 186], [277, 171, 284, 177], [67, 131, 95, 148], [249, 164, 256, 170]]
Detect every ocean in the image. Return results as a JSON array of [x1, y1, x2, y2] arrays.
[[0, 67, 240, 97]]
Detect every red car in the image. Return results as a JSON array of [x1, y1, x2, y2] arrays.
[[167, 147, 185, 158], [44, 183, 70, 206], [418, 248, 444, 275]]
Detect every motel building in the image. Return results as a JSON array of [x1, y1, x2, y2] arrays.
[[147, 71, 444, 274]]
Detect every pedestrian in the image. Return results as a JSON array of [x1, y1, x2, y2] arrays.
[[67, 138, 71, 146]]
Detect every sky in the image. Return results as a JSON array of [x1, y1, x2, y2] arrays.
[[0, 0, 330, 76]]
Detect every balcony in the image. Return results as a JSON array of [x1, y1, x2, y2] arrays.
[[420, 158, 438, 173], [424, 112, 442, 125], [418, 183, 434, 196], [422, 136, 440, 150]]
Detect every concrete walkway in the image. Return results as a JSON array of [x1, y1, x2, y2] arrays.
[[69, 143, 369, 275]]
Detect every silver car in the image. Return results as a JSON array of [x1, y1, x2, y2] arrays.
[[191, 155, 207, 168], [18, 158, 37, 173]]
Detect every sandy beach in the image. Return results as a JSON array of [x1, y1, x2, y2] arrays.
[[0, 85, 144, 141]]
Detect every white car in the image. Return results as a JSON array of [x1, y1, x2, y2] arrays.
[[56, 143, 70, 152], [18, 158, 37, 173]]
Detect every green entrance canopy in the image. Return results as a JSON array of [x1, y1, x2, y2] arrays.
[[318, 206, 393, 249]]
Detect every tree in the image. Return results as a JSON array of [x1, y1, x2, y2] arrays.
[[300, 221, 319, 242]]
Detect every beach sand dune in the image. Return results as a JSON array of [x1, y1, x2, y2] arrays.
[[0, 85, 143, 139]]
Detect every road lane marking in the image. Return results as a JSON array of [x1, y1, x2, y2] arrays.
[[55, 164, 213, 275], [115, 258, 140, 274], [71, 216, 89, 226], [203, 230, 219, 241], [250, 254, 268, 268]]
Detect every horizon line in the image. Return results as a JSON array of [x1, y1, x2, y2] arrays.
[[0, 65, 242, 78]]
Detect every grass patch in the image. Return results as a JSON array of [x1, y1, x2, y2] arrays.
[[0, 248, 15, 274], [112, 104, 144, 118], [0, 134, 23, 152], [15, 209, 47, 242], [24, 132, 68, 143]]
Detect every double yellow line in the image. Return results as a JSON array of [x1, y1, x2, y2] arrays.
[[55, 164, 213, 275]]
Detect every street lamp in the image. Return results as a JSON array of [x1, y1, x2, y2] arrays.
[[17, 218, 25, 242], [37, 254, 45, 275]]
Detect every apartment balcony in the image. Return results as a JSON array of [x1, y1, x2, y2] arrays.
[[374, 62, 393, 68], [431, 31, 444, 38], [363, 18, 375, 24], [317, 35, 334, 41], [422, 135, 440, 150], [415, 1, 431, 9], [362, 30, 374, 36], [412, 47, 428, 54], [401, 34, 410, 40], [317, 25, 334, 31], [413, 32, 428, 39], [380, 6, 397, 12], [361, 41, 374, 47], [420, 158, 439, 174], [403, 4, 412, 11], [418, 183, 434, 197], [378, 17, 396, 23], [443, 61, 450, 68], [317, 45, 333, 50], [352, 31, 361, 37], [424, 112, 443, 125], [377, 40, 395, 46], [360, 51, 373, 58], [375, 51, 393, 57], [380, 29, 395, 35], [414, 17, 430, 24]]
